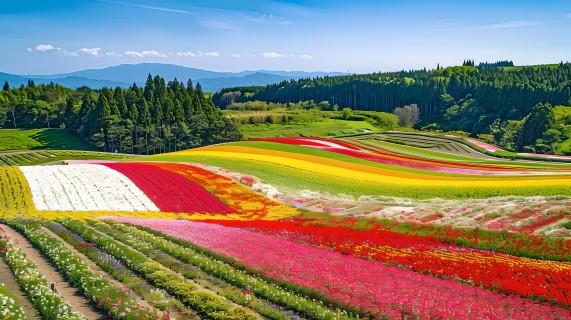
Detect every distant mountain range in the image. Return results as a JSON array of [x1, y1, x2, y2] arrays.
[[0, 63, 346, 92]]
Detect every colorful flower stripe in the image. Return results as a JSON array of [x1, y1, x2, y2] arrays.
[[20, 165, 159, 212], [110, 218, 571, 320], [0, 167, 35, 216], [463, 138, 504, 152], [145, 162, 298, 220], [205, 220, 571, 305], [253, 137, 565, 175], [172, 145, 571, 188], [101, 162, 235, 214]]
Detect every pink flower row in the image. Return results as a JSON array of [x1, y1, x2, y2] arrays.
[[108, 218, 571, 320]]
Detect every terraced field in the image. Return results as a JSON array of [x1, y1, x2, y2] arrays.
[[0, 150, 136, 166]]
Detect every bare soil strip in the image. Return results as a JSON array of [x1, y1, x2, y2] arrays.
[[0, 223, 106, 320]]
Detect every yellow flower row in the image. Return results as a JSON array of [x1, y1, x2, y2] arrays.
[[170, 145, 571, 188]]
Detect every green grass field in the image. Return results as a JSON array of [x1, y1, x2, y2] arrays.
[[239, 119, 379, 139], [0, 150, 136, 166], [0, 129, 94, 151]]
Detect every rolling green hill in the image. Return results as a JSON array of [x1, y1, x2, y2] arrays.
[[0, 129, 93, 151]]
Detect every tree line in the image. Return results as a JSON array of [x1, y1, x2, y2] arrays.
[[0, 75, 241, 154], [213, 61, 571, 152]]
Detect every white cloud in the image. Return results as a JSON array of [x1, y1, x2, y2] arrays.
[[79, 48, 101, 56], [35, 44, 55, 52], [26, 48, 32, 52], [199, 51, 219, 57], [105, 51, 122, 57], [231, 53, 241, 58], [297, 54, 314, 60], [124, 50, 167, 58], [260, 52, 287, 58], [59, 50, 79, 57], [177, 51, 197, 57], [474, 20, 540, 29]]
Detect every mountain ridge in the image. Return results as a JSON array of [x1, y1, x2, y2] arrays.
[[1, 63, 346, 91]]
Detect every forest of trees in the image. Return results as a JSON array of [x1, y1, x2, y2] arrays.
[[0, 75, 241, 154], [213, 62, 571, 153]]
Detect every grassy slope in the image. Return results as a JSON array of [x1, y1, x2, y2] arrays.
[[0, 150, 136, 166], [239, 119, 379, 139], [0, 129, 93, 151]]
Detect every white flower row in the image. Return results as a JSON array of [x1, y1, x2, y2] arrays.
[[0, 282, 25, 320], [3, 240, 86, 320], [20, 164, 159, 212]]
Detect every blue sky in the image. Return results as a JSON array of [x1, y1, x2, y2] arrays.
[[1, 0, 570, 74]]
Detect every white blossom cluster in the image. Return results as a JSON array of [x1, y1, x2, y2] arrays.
[[19, 164, 159, 211], [0, 282, 25, 320]]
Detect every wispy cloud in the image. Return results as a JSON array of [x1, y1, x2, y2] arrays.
[[258, 52, 313, 59], [176, 51, 197, 57], [231, 53, 241, 58], [200, 20, 237, 30], [248, 12, 292, 25], [199, 51, 219, 57], [35, 44, 54, 52], [260, 52, 287, 58], [124, 50, 168, 58], [175, 51, 219, 58], [78, 47, 101, 56], [94, 0, 191, 14], [31, 44, 79, 56], [473, 20, 540, 29], [297, 54, 314, 60]]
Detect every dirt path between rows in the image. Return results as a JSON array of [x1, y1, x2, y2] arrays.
[[0, 224, 106, 320], [40, 225, 153, 309], [0, 255, 40, 319]]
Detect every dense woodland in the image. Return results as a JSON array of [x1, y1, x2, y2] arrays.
[[214, 62, 571, 153], [0, 75, 241, 154]]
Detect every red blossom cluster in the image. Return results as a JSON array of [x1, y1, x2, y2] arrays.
[[102, 163, 235, 214]]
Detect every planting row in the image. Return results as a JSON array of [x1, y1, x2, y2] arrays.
[[0, 227, 27, 320], [208, 219, 571, 305], [0, 282, 25, 320], [20, 164, 159, 211], [57, 218, 259, 320], [5, 219, 159, 319], [253, 137, 567, 175], [109, 217, 571, 320], [102, 162, 235, 214], [11, 162, 280, 217], [90, 219, 356, 320], [44, 221, 200, 319], [1, 224, 86, 319]]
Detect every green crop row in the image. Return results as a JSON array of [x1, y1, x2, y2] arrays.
[[59, 219, 258, 320], [94, 219, 360, 320]]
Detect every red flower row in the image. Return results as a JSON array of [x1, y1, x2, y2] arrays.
[[102, 163, 235, 214]]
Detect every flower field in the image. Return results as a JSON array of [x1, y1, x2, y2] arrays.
[[1, 133, 571, 319], [20, 164, 159, 212], [106, 218, 571, 320]]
